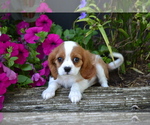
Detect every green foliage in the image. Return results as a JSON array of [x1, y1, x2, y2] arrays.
[[36, 32, 48, 43], [18, 75, 33, 87], [147, 63, 150, 72]]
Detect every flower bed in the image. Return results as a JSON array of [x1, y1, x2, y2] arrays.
[[0, 14, 64, 110]]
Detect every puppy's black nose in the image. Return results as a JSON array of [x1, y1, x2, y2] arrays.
[[64, 67, 71, 73]]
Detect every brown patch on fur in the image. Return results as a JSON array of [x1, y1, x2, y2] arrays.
[[48, 43, 65, 79], [71, 45, 96, 79]]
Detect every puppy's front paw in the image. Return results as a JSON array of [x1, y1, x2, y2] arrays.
[[42, 89, 55, 100], [69, 91, 82, 103], [101, 83, 109, 87]]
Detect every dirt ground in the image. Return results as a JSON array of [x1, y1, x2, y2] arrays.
[[108, 60, 150, 88]]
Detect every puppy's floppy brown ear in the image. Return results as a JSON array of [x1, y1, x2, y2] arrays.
[[80, 50, 96, 79], [48, 50, 58, 80]]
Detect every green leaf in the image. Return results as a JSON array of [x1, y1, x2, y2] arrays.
[[76, 7, 96, 12], [56, 29, 62, 36], [89, 3, 101, 12], [99, 45, 109, 53], [18, 75, 33, 84], [63, 29, 75, 40], [7, 47, 13, 53], [7, 57, 18, 67], [8, 60, 14, 67], [118, 28, 129, 38], [0, 26, 8, 34], [36, 31, 48, 43], [98, 24, 114, 62], [20, 64, 33, 71], [10, 57, 18, 61]]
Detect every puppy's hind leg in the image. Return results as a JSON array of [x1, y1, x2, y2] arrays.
[[96, 64, 109, 87]]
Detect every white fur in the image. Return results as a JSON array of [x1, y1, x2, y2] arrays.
[[58, 41, 80, 76], [108, 52, 124, 70], [42, 41, 124, 103]]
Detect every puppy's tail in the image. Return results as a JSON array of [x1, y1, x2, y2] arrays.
[[108, 52, 124, 71]]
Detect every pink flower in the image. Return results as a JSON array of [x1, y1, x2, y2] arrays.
[[42, 34, 63, 55], [36, 2, 52, 13], [1, 0, 11, 10], [16, 21, 29, 35], [5, 41, 19, 56], [24, 27, 43, 44], [0, 41, 18, 56], [0, 73, 10, 95], [0, 96, 4, 110], [0, 34, 11, 43], [0, 42, 5, 55], [1, 13, 11, 20], [14, 44, 29, 65], [2, 63, 18, 83], [39, 60, 50, 77], [36, 14, 52, 32], [36, 45, 45, 59], [31, 73, 46, 87]]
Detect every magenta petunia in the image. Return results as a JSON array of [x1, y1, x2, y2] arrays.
[[42, 34, 64, 55], [14, 44, 29, 65], [0, 73, 10, 95], [2, 63, 18, 83], [24, 27, 43, 44], [0, 34, 11, 43], [31, 73, 46, 87], [0, 96, 4, 110], [0, 41, 18, 56], [1, 0, 11, 10], [39, 60, 50, 77], [5, 41, 19, 56], [36, 14, 52, 32], [36, 2, 52, 13], [36, 45, 45, 59], [16, 21, 29, 35], [0, 42, 5, 55]]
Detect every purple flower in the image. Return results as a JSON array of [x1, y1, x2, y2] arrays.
[[31, 73, 46, 87], [36, 45, 45, 60], [39, 60, 50, 77], [0, 42, 5, 55], [1, 0, 11, 10], [0, 41, 29, 65], [0, 96, 4, 110], [16, 21, 29, 35], [0, 73, 10, 95], [14, 44, 29, 65], [0, 62, 18, 84], [79, 12, 87, 19], [78, 0, 87, 19], [5, 41, 19, 56], [79, 0, 87, 8], [42, 34, 64, 55], [0, 41, 18, 57], [36, 14, 52, 32], [0, 34, 11, 43], [24, 27, 43, 44], [36, 2, 52, 13]]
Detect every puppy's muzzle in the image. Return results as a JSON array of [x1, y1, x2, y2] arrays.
[[64, 66, 71, 74]]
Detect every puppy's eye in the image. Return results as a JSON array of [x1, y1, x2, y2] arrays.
[[73, 57, 80, 63], [57, 57, 63, 63]]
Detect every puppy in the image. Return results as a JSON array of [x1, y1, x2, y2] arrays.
[[42, 41, 124, 103]]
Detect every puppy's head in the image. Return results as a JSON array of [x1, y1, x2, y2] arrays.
[[48, 41, 96, 80]]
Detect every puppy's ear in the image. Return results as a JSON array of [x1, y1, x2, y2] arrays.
[[80, 50, 96, 79], [48, 50, 58, 80]]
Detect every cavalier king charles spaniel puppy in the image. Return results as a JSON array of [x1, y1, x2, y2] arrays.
[[42, 41, 124, 103]]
